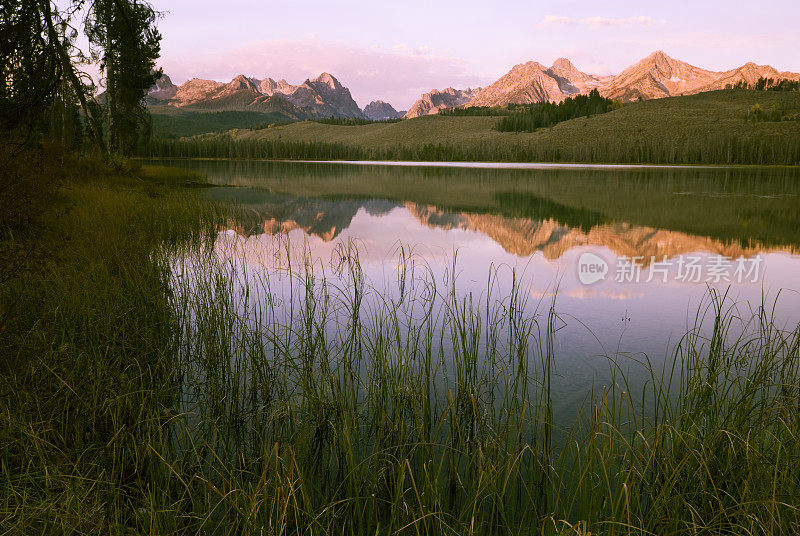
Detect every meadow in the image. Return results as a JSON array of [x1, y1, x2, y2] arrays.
[[146, 90, 800, 165], [149, 107, 291, 138], [1, 148, 799, 534]]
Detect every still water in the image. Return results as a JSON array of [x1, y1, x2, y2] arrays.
[[148, 158, 800, 412]]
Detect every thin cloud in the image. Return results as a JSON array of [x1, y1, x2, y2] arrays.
[[582, 16, 666, 28], [539, 15, 666, 29], [537, 15, 577, 28]]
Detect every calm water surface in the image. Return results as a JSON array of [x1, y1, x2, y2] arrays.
[[148, 158, 800, 412]]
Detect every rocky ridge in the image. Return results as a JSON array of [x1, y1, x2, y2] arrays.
[[148, 71, 365, 119], [404, 87, 481, 118], [363, 100, 402, 120], [464, 51, 800, 107]]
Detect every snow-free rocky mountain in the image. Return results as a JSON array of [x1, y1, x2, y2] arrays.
[[147, 72, 365, 120], [363, 100, 402, 121], [466, 51, 800, 107], [148, 51, 799, 122], [403, 87, 481, 118]]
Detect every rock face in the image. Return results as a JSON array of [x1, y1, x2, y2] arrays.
[[283, 72, 364, 118], [258, 78, 299, 96], [363, 100, 402, 120], [600, 51, 718, 101], [146, 72, 178, 102], [548, 58, 606, 94], [150, 51, 800, 122], [172, 78, 225, 106], [701, 62, 799, 91], [404, 87, 480, 118], [461, 51, 800, 107], [467, 61, 571, 107], [149, 71, 364, 119]]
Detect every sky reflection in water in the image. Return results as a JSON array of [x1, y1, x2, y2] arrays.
[[149, 158, 800, 412]]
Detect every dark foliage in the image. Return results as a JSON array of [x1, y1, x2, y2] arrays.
[[1, 0, 161, 155], [726, 77, 800, 92], [497, 89, 615, 132], [439, 106, 511, 116], [316, 116, 403, 125]]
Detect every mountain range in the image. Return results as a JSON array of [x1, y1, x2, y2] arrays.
[[148, 51, 800, 121], [465, 51, 800, 107], [148, 71, 365, 120]]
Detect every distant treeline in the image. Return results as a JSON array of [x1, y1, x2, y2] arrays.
[[316, 116, 403, 126], [727, 77, 800, 92], [497, 89, 617, 132], [439, 106, 511, 117], [438, 92, 619, 123], [145, 132, 800, 165]]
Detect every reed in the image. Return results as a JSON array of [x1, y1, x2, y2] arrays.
[[152, 236, 800, 535], [1, 152, 798, 534]]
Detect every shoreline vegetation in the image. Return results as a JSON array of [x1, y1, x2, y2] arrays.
[[5, 4, 800, 531], [1, 146, 799, 534], [145, 90, 800, 166]]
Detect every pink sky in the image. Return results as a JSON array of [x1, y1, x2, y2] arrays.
[[150, 0, 800, 109]]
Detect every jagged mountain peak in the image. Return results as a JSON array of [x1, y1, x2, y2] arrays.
[[551, 58, 576, 70], [517, 61, 548, 72], [705, 62, 790, 91], [149, 70, 363, 119], [153, 72, 174, 86], [433, 87, 460, 95], [363, 100, 401, 121], [227, 74, 259, 91], [630, 50, 691, 73], [601, 51, 719, 100], [404, 87, 479, 118], [259, 77, 298, 96], [312, 72, 342, 90], [646, 50, 670, 61], [147, 71, 178, 103], [547, 58, 598, 93], [466, 60, 566, 107], [150, 51, 800, 124]]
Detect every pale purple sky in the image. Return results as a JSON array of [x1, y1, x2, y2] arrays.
[[151, 0, 800, 109]]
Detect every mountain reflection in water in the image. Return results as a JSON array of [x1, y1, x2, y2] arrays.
[[147, 158, 800, 414], [210, 190, 794, 262]]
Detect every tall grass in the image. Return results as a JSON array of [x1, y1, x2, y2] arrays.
[[0, 154, 226, 534], [145, 233, 799, 535], [2, 152, 798, 534]]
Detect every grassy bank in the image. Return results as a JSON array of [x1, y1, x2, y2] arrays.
[[1, 148, 799, 534], [146, 90, 800, 165], [0, 148, 225, 533]]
